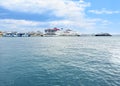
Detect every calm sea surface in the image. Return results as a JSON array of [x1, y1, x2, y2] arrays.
[[0, 36, 120, 86]]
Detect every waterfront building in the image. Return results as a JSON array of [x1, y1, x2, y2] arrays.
[[2, 32, 30, 37], [16, 32, 30, 37], [0, 31, 3, 37], [2, 32, 15, 37], [28, 31, 43, 37]]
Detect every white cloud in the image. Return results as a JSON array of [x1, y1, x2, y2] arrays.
[[0, 0, 95, 29], [0, 19, 41, 26], [0, 18, 110, 32], [0, 0, 90, 16], [0, 0, 113, 32], [89, 8, 120, 14], [0, 19, 94, 31], [0, 19, 43, 31]]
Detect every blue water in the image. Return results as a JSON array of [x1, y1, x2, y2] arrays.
[[0, 37, 120, 86]]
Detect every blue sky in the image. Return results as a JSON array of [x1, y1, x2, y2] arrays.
[[0, 0, 120, 34]]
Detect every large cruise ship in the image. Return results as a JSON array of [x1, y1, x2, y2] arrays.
[[45, 28, 80, 36]]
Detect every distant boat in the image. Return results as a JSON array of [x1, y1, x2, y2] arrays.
[[95, 33, 112, 36]]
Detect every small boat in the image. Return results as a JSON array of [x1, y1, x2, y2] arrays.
[[95, 33, 112, 36]]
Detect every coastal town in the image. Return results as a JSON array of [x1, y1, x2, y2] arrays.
[[0, 27, 80, 37], [0, 27, 112, 37]]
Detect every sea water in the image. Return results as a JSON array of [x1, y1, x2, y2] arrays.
[[0, 36, 120, 86]]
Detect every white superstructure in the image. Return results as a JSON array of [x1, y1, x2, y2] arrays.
[[55, 29, 80, 36]]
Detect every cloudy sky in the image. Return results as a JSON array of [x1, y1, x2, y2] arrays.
[[0, 0, 120, 33]]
